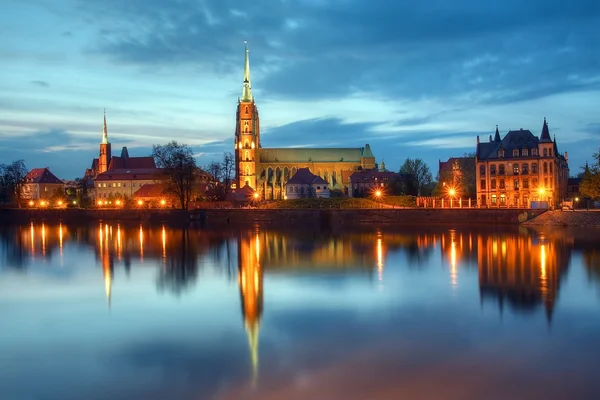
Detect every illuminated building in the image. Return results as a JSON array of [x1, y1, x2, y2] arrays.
[[237, 231, 264, 383], [21, 168, 65, 201], [475, 120, 569, 208], [233, 43, 376, 199]]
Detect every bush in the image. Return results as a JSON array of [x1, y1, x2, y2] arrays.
[[380, 195, 416, 207]]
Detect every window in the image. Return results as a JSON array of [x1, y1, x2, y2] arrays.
[[480, 165, 485, 176], [498, 150, 505, 158], [543, 148, 548, 157], [523, 195, 529, 207], [522, 149, 528, 156], [544, 177, 548, 187], [549, 149, 552, 156], [117, 182, 121, 187], [490, 165, 497, 175], [500, 194, 506, 205], [513, 164, 519, 175], [549, 163, 553, 174], [532, 163, 538, 174], [245, 151, 249, 161], [523, 179, 529, 189], [513, 195, 519, 206], [245, 166, 250, 175], [543, 162, 548, 174], [480, 180, 486, 190], [245, 106, 248, 113], [123, 183, 127, 187], [499, 179, 505, 189], [491, 194, 497, 204], [513, 149, 519, 157], [499, 165, 505, 175], [533, 178, 538, 188], [491, 179, 497, 189], [317, 186, 320, 190], [514, 179, 519, 190], [522, 163, 529, 175], [532, 148, 538, 156]]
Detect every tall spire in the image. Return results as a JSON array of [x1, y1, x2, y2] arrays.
[[540, 117, 552, 142], [101, 109, 109, 144], [494, 125, 501, 142], [241, 41, 253, 102]]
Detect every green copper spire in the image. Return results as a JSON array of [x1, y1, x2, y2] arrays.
[[101, 109, 109, 144], [241, 41, 253, 102]]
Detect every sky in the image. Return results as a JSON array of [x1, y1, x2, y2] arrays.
[[1, 0, 599, 180]]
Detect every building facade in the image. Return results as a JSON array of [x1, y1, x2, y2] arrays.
[[475, 120, 569, 208], [233, 44, 376, 200], [94, 168, 163, 200], [285, 168, 330, 199], [22, 168, 65, 200], [348, 166, 402, 198]]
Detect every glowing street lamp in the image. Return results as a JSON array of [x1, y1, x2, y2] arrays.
[[448, 188, 456, 197], [98, 200, 103, 206], [160, 199, 166, 206], [28, 200, 34, 207], [115, 200, 121, 206], [137, 200, 143, 206], [57, 200, 63, 206]]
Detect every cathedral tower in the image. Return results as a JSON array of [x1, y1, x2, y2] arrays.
[[99, 110, 112, 174], [235, 42, 260, 189]]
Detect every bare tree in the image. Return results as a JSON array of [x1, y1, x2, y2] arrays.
[[221, 152, 235, 194], [0, 160, 27, 206], [205, 161, 222, 182], [152, 141, 197, 209]]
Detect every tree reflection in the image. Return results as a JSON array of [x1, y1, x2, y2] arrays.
[[156, 228, 199, 296]]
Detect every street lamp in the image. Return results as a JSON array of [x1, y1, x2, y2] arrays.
[[160, 199, 166, 206]]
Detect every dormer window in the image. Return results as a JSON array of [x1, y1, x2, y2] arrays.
[[543, 148, 548, 157], [522, 149, 528, 156], [512, 149, 519, 157], [498, 150, 505, 158]]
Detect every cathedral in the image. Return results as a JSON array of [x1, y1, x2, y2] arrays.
[[234, 44, 377, 200]]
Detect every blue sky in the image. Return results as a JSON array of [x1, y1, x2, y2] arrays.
[[1, 0, 599, 180]]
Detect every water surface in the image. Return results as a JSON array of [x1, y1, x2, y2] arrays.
[[1, 223, 599, 400]]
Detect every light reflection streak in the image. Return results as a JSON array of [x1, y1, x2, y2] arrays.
[[41, 223, 46, 256], [30, 223, 34, 257], [139, 225, 144, 261], [377, 237, 384, 282], [117, 224, 122, 260], [450, 241, 457, 288], [58, 223, 63, 262], [161, 226, 166, 263], [540, 244, 548, 296]]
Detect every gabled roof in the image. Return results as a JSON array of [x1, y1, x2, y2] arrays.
[[225, 183, 256, 202], [477, 129, 539, 160], [288, 168, 327, 185], [24, 168, 63, 184], [108, 155, 156, 170]]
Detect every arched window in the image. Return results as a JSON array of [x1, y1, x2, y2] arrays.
[[245, 106, 249, 113], [244, 140, 249, 149], [245, 166, 250, 176], [245, 151, 249, 161]]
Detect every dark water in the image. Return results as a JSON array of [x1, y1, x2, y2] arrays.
[[1, 222, 599, 400]]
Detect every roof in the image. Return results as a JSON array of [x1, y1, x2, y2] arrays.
[[288, 168, 328, 185], [108, 155, 156, 170], [477, 129, 539, 160], [260, 147, 363, 163], [341, 170, 354, 184], [349, 170, 401, 183], [225, 183, 256, 202], [24, 168, 63, 184], [361, 144, 375, 158], [94, 168, 164, 181]]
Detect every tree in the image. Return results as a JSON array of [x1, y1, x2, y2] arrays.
[[221, 152, 235, 194], [152, 141, 197, 210], [205, 161, 222, 182], [580, 152, 600, 200], [438, 157, 476, 198], [399, 158, 433, 196], [0, 160, 27, 206]]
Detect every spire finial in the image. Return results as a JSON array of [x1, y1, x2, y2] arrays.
[[241, 41, 253, 102], [101, 109, 109, 144]]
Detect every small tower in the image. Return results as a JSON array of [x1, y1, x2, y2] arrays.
[[235, 42, 260, 190], [99, 110, 112, 173], [379, 159, 386, 172], [360, 144, 376, 170]]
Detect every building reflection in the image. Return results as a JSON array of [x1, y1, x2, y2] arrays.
[[476, 231, 571, 323], [237, 230, 264, 384]]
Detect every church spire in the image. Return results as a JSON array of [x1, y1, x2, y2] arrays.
[[101, 109, 109, 144], [241, 41, 253, 102], [494, 125, 501, 142], [540, 117, 552, 142]]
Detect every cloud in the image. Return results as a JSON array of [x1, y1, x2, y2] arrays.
[[30, 80, 49, 88]]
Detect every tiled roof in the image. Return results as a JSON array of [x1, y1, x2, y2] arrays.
[[24, 168, 63, 184], [288, 168, 328, 185], [133, 183, 169, 198], [108, 155, 156, 170], [94, 168, 164, 181], [477, 129, 539, 160], [225, 183, 256, 202], [260, 148, 363, 163]]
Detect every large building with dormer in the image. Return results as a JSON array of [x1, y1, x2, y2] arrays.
[[475, 119, 569, 208], [233, 44, 377, 200]]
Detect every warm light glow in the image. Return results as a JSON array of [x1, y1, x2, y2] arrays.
[[375, 190, 382, 197], [540, 244, 547, 295], [115, 200, 121, 206], [40, 200, 47, 207], [98, 200, 103, 205], [162, 226, 166, 262], [449, 188, 456, 197], [57, 200, 63, 206], [59, 223, 63, 256], [376, 237, 384, 281], [117, 225, 122, 260], [538, 188, 545, 195], [253, 192, 259, 199], [575, 197, 579, 202], [139, 225, 144, 259], [450, 241, 457, 287], [28, 200, 34, 206], [137, 200, 143, 206], [160, 199, 166, 206], [251, 141, 255, 149], [30, 223, 35, 256], [41, 223, 46, 256], [72, 200, 77, 205]]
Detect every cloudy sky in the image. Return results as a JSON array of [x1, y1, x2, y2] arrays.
[[1, 0, 599, 179]]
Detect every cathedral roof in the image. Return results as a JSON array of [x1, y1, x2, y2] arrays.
[[260, 148, 363, 163]]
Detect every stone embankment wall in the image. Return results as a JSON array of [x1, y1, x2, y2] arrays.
[[523, 210, 600, 227]]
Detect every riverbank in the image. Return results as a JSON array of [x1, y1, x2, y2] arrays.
[[523, 210, 600, 227], [0, 208, 546, 227]]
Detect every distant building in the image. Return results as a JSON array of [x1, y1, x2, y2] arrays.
[[21, 168, 64, 200], [566, 177, 581, 199], [233, 43, 376, 200], [94, 168, 164, 200], [438, 156, 476, 198], [475, 119, 569, 208], [285, 168, 330, 199], [349, 165, 403, 197]]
